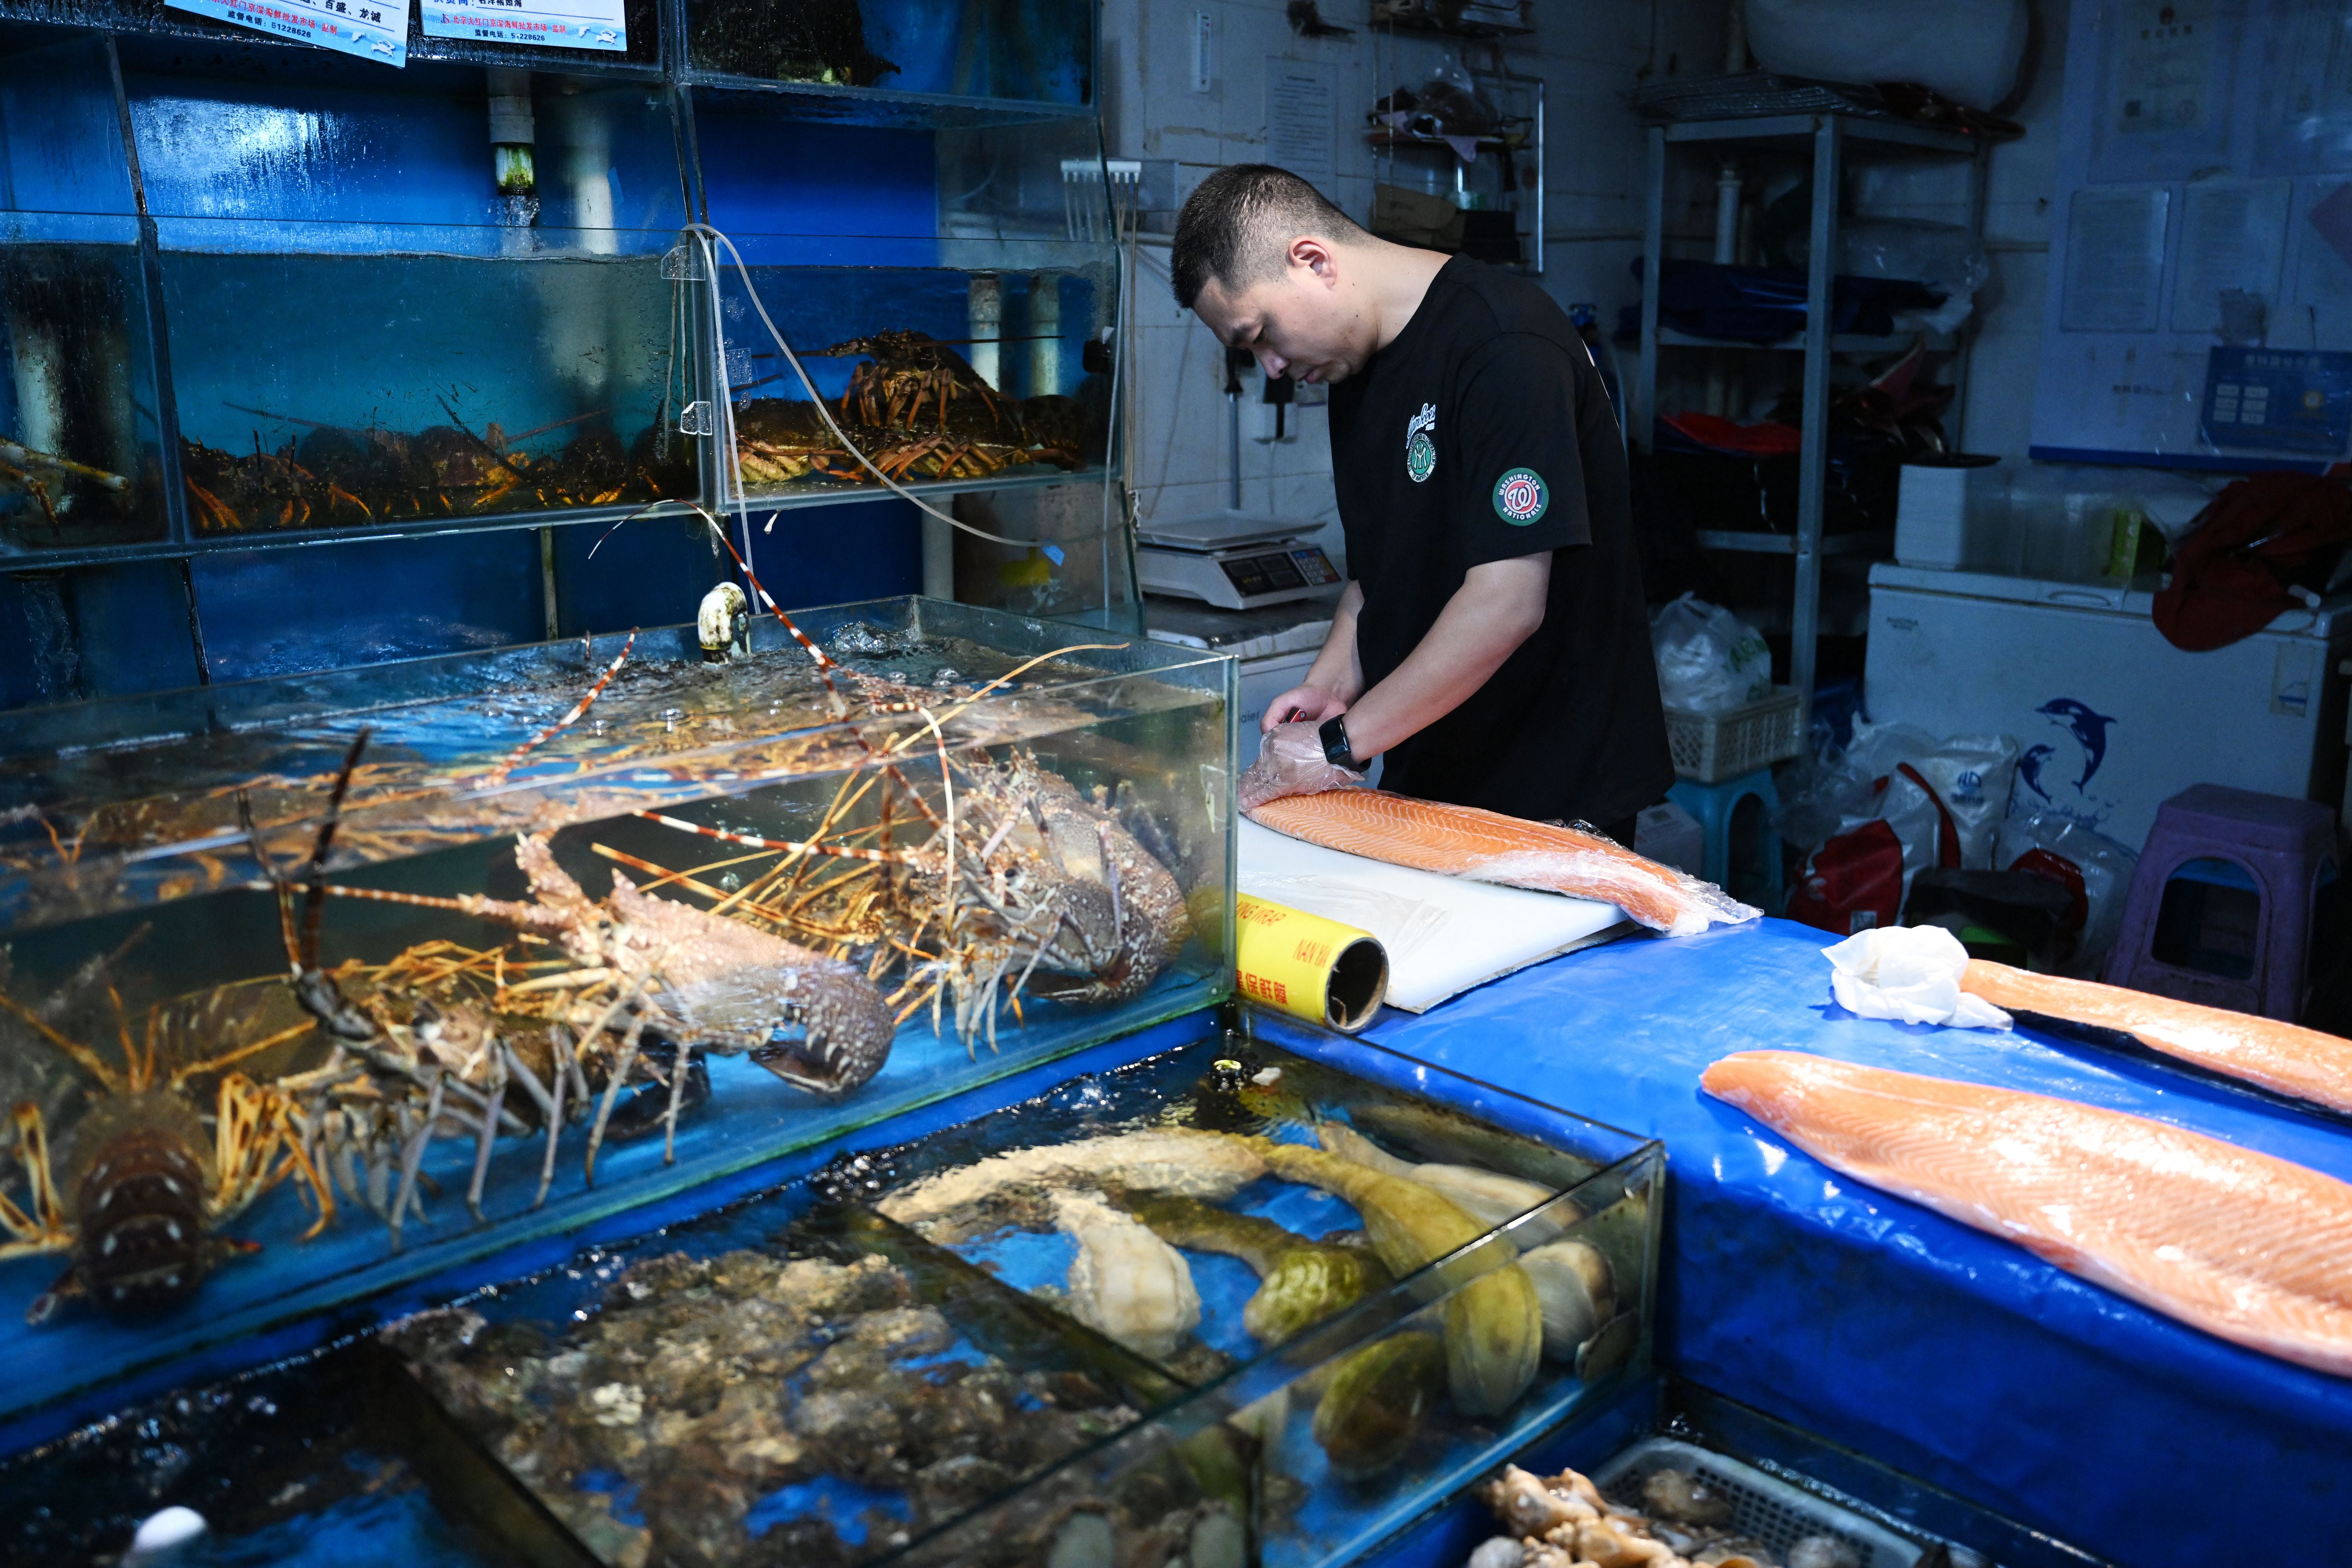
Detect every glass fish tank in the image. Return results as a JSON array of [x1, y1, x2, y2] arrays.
[[0, 595, 1235, 1421], [681, 0, 1095, 108], [0, 1334, 589, 1568], [693, 105, 1119, 512], [0, 1015, 1652, 1567], [386, 1198, 1249, 1568], [854, 1016, 1664, 1568], [112, 46, 701, 541], [0, 27, 173, 556], [155, 217, 697, 537]]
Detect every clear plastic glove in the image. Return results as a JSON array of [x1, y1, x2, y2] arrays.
[[1238, 720, 1367, 812]]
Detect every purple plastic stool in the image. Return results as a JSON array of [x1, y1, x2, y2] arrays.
[[2104, 784, 2340, 1020]]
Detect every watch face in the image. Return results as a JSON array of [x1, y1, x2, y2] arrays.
[[1320, 717, 1352, 767]]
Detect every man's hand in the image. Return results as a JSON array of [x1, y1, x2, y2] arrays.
[[1237, 720, 1367, 812], [1260, 683, 1349, 733]]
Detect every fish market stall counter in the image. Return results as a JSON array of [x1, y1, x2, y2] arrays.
[[1338, 917, 2352, 1568]]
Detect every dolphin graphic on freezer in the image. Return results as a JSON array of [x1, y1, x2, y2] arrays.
[[2036, 697, 2119, 788]]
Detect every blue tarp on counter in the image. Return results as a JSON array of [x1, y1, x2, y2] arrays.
[[1359, 917, 2352, 1564]]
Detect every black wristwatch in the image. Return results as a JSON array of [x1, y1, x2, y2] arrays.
[[1318, 715, 1365, 770]]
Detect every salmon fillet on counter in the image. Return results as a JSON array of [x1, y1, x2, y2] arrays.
[[1702, 1050, 2352, 1377], [1246, 788, 1759, 938], [1960, 960, 2352, 1117]]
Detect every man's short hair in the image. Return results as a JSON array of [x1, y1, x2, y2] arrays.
[[1171, 164, 1365, 309]]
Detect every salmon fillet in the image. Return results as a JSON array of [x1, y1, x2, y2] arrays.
[[1245, 788, 1759, 938], [1961, 960, 2352, 1117], [1702, 1050, 2352, 1376]]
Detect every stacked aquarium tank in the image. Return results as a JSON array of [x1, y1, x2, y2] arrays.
[[120, 42, 701, 539], [0, 595, 1234, 1419], [690, 103, 1120, 506], [0, 3, 1132, 684], [0, 1009, 1660, 1568], [0, 26, 173, 558]]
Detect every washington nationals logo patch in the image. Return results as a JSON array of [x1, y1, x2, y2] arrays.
[[1492, 466, 1548, 524], [1404, 402, 1437, 483]]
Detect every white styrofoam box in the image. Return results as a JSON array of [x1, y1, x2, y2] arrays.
[[1894, 461, 2002, 570], [1634, 799, 1705, 877], [1865, 564, 2352, 850]]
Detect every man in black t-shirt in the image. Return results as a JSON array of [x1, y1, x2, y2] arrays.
[[1172, 164, 1671, 838]]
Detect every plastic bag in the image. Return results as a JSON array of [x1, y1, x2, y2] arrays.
[[1823, 926, 2014, 1029], [1411, 52, 1495, 139], [1745, 0, 2029, 112], [1651, 593, 1771, 713], [1784, 718, 2021, 935], [1838, 220, 1991, 294], [1837, 219, 1990, 334], [1994, 809, 2139, 978]]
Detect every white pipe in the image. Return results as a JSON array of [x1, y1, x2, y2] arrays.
[[1029, 275, 1061, 398], [1713, 160, 1741, 264], [967, 273, 1002, 391]]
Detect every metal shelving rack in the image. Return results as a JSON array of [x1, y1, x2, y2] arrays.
[[1634, 112, 1986, 727], [1367, 23, 1544, 274]]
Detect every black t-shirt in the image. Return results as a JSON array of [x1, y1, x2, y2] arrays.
[[1329, 256, 1672, 826]]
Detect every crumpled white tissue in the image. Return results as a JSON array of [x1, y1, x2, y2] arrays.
[[1823, 926, 2012, 1029]]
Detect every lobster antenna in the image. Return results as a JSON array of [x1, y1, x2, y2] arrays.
[[301, 730, 372, 971]]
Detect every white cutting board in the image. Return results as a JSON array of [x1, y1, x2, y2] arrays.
[[1237, 818, 1633, 1013]]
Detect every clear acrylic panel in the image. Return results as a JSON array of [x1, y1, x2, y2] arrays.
[[151, 216, 699, 537], [384, 1195, 1239, 1566], [858, 1020, 1664, 1568], [691, 110, 1118, 512], [0, 1335, 584, 1566], [0, 596, 1235, 1419]]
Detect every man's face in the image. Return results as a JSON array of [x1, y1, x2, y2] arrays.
[[1191, 239, 1375, 386]]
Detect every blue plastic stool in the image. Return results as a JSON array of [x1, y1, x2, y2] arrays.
[[1666, 768, 1783, 911]]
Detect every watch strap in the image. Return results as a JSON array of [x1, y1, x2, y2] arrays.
[[1318, 715, 1358, 770]]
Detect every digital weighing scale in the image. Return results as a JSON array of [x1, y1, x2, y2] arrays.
[[1134, 513, 1344, 610]]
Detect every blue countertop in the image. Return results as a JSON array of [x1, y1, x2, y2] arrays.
[[1359, 917, 2352, 1565]]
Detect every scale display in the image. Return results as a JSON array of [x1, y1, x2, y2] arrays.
[[1137, 539, 1343, 610], [1221, 548, 1342, 597]]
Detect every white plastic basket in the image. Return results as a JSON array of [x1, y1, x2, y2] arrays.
[[1590, 1438, 1922, 1568], [1663, 686, 1805, 783]]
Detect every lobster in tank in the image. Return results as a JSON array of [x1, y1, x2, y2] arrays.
[[238, 731, 900, 1248], [0, 940, 329, 1323]]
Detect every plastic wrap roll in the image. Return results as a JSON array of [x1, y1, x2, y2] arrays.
[[1235, 892, 1389, 1031]]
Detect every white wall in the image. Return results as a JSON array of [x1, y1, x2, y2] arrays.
[[1099, 0, 1730, 564], [1839, 0, 2066, 460], [1096, 0, 2064, 539]]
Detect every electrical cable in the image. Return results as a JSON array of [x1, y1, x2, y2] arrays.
[[676, 222, 1121, 554]]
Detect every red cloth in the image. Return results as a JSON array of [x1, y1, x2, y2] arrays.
[[1659, 412, 1803, 458], [1785, 817, 1906, 936], [2153, 473, 2352, 652]]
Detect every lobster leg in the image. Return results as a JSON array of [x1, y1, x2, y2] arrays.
[[534, 1036, 569, 1209], [466, 1076, 505, 1222], [389, 1069, 444, 1250], [662, 1046, 692, 1164], [0, 1103, 71, 1257], [583, 1009, 650, 1186]]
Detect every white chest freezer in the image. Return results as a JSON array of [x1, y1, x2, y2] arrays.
[[1863, 563, 2351, 851]]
